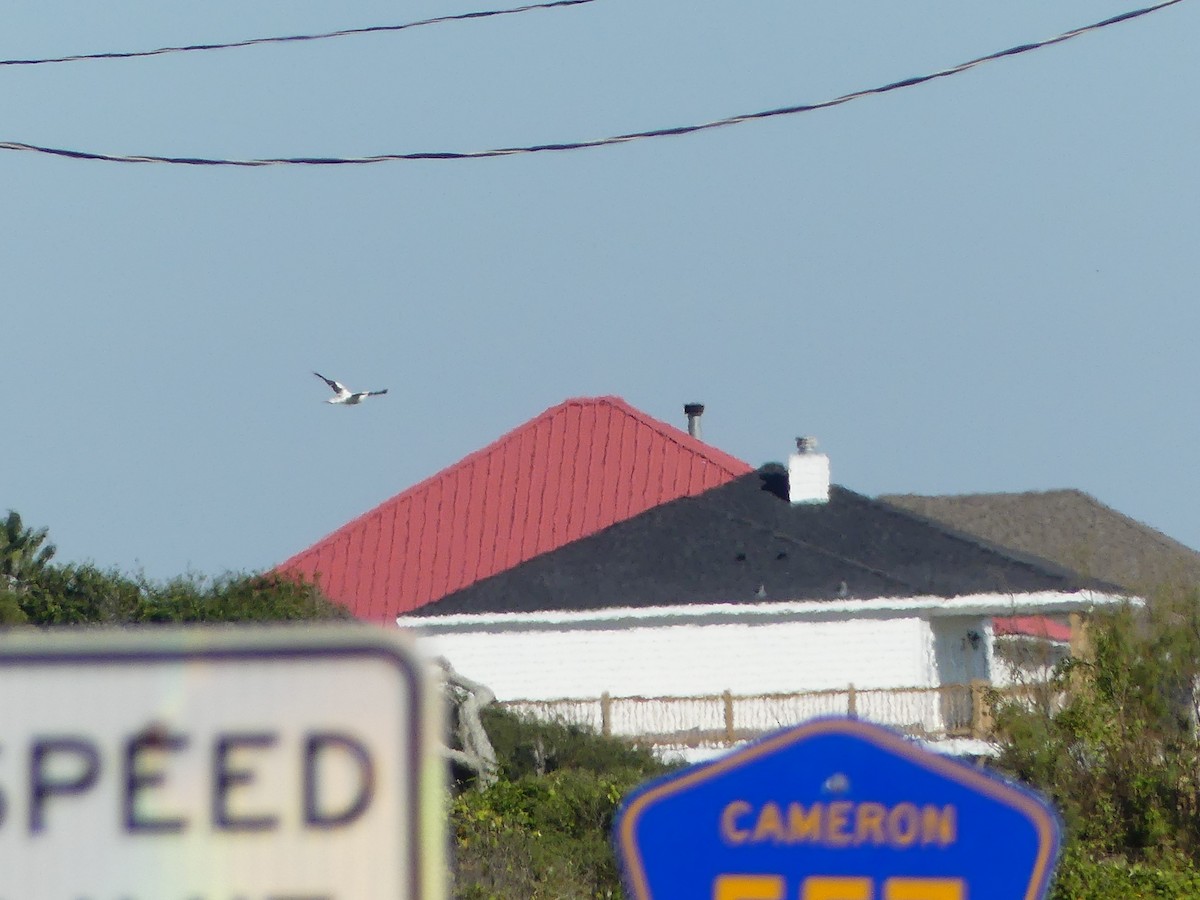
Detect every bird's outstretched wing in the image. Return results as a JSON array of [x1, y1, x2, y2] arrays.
[[313, 371, 347, 394], [366, 389, 389, 397]]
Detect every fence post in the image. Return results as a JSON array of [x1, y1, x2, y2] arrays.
[[1068, 612, 1090, 659], [847, 683, 857, 718], [723, 690, 735, 744], [600, 692, 612, 737], [970, 679, 992, 739]]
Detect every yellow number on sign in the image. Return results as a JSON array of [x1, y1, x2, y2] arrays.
[[802, 876, 873, 900], [712, 874, 966, 900], [883, 877, 964, 900], [713, 874, 785, 900]]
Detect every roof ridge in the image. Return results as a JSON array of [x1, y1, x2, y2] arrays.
[[276, 396, 585, 570], [1057, 490, 1200, 557], [882, 488, 1198, 559], [276, 395, 751, 571], [881, 488, 1083, 502], [865, 489, 1116, 590], [412, 470, 1119, 617], [580, 395, 751, 476]]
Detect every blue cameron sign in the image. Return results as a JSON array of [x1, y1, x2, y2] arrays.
[[614, 718, 1061, 900]]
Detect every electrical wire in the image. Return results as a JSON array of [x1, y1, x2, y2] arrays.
[[0, 0, 1184, 166], [0, 0, 599, 67]]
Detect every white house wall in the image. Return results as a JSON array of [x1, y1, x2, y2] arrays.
[[414, 614, 934, 701], [991, 637, 1069, 687], [405, 591, 1128, 745]]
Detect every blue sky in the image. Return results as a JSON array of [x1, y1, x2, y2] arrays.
[[3, 0, 1197, 579]]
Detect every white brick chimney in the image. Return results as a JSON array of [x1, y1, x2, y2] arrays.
[[788, 436, 830, 504]]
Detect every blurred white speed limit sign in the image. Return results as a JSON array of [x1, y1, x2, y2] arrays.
[[0, 626, 443, 900]]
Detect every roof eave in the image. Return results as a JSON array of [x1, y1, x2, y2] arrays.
[[397, 589, 1134, 634]]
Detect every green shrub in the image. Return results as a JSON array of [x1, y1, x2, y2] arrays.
[[17, 563, 143, 624], [0, 587, 27, 625], [991, 586, 1200, 900], [993, 594, 1200, 864], [130, 571, 351, 623], [482, 706, 671, 782], [451, 765, 652, 900], [451, 710, 678, 899], [1051, 844, 1200, 900], [15, 564, 348, 626], [0, 511, 349, 625]]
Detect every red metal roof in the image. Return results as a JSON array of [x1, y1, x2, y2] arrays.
[[277, 396, 752, 621], [993, 615, 1072, 642]]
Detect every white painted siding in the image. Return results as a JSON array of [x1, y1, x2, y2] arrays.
[[414, 614, 934, 701], [991, 638, 1069, 687], [404, 591, 1130, 747]]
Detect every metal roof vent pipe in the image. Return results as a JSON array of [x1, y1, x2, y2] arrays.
[[789, 436, 830, 504], [684, 403, 705, 439]]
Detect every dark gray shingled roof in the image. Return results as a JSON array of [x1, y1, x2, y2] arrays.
[[880, 490, 1200, 595], [410, 466, 1117, 616]]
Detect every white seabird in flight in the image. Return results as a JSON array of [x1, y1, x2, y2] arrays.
[[313, 372, 389, 405]]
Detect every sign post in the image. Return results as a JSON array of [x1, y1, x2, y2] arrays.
[[0, 626, 443, 900], [615, 718, 1060, 900]]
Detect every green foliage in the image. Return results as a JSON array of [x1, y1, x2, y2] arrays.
[[129, 571, 352, 624], [17, 563, 145, 624], [451, 768, 636, 900], [482, 706, 670, 782], [1050, 845, 1200, 900], [12, 564, 348, 626], [0, 509, 348, 625], [0, 509, 55, 590], [991, 587, 1200, 900], [451, 709, 678, 899], [0, 586, 28, 625]]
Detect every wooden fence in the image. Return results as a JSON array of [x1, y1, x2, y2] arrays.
[[499, 682, 1051, 750]]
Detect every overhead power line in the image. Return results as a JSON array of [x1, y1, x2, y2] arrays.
[[0, 0, 1184, 167], [0, 0, 598, 67]]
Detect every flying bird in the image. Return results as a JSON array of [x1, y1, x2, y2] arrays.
[[313, 372, 388, 405]]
